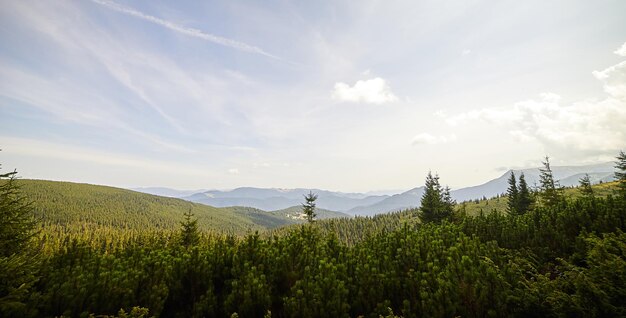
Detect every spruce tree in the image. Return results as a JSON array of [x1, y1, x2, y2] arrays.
[[0, 166, 38, 316], [615, 150, 626, 199], [517, 173, 532, 215], [302, 191, 317, 223], [579, 173, 594, 198], [419, 172, 454, 223], [180, 209, 200, 247], [538, 156, 563, 207], [506, 171, 519, 215]]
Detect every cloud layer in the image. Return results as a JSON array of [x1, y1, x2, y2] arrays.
[[445, 42, 626, 158], [332, 77, 398, 104]]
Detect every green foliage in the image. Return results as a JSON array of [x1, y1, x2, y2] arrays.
[[0, 169, 38, 317], [419, 172, 454, 224], [18, 179, 296, 235], [615, 150, 626, 199], [301, 191, 318, 223], [538, 156, 564, 207], [9, 191, 626, 317], [507, 172, 519, 215], [517, 173, 533, 214], [579, 173, 594, 198], [180, 209, 200, 247]]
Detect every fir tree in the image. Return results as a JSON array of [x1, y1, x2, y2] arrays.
[[579, 173, 594, 198], [538, 156, 562, 207], [419, 172, 454, 224], [517, 173, 532, 215], [302, 191, 317, 223], [180, 209, 200, 247], [615, 150, 626, 199], [506, 171, 519, 215], [0, 166, 38, 316]]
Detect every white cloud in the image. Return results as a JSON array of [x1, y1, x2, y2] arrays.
[[614, 41, 626, 57], [592, 61, 626, 101], [462, 49, 471, 56], [228, 168, 240, 174], [89, 0, 280, 60], [412, 133, 457, 145], [445, 55, 626, 157], [332, 77, 398, 104]]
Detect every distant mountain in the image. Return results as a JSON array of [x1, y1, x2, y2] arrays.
[[451, 162, 615, 202], [144, 162, 616, 217], [349, 162, 615, 215], [184, 187, 388, 212], [132, 187, 206, 198], [348, 187, 425, 216]]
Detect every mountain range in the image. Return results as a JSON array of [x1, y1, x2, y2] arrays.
[[133, 162, 616, 216]]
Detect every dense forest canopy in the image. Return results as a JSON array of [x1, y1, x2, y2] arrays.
[[0, 152, 625, 317]]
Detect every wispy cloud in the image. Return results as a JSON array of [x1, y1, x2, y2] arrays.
[[89, 0, 281, 60], [332, 77, 398, 104]]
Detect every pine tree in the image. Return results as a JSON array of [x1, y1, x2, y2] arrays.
[[302, 191, 317, 223], [0, 166, 38, 316], [579, 173, 594, 198], [615, 151, 626, 199], [442, 186, 455, 216], [180, 209, 200, 247], [506, 172, 519, 215], [419, 172, 454, 224], [517, 173, 532, 215], [538, 156, 562, 207]]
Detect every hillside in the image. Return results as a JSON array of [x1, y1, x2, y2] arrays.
[[451, 162, 614, 202], [270, 206, 350, 220], [19, 179, 297, 234], [458, 180, 620, 216]]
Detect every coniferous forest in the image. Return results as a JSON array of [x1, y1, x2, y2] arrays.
[[1, 153, 626, 317]]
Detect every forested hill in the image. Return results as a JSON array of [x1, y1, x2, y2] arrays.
[[19, 179, 299, 234], [457, 180, 619, 216]]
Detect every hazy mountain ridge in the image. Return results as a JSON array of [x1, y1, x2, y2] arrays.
[[131, 187, 206, 198], [450, 162, 615, 203], [156, 162, 616, 216], [183, 188, 389, 212]]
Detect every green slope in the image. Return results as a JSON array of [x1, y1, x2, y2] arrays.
[[458, 181, 619, 216], [269, 205, 350, 220], [19, 179, 295, 234]]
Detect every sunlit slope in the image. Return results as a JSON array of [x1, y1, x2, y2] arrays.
[[458, 181, 619, 216], [19, 179, 297, 233]]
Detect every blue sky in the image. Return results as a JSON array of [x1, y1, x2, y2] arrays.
[[1, 0, 625, 192]]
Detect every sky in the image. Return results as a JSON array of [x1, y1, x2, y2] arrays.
[[1, 0, 625, 192]]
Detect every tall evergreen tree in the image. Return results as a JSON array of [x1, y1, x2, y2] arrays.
[[180, 209, 200, 247], [419, 172, 454, 223], [615, 150, 626, 199], [302, 191, 317, 223], [538, 156, 563, 207], [506, 171, 519, 215], [579, 173, 594, 198], [517, 173, 532, 215], [0, 166, 38, 316], [442, 186, 455, 216]]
